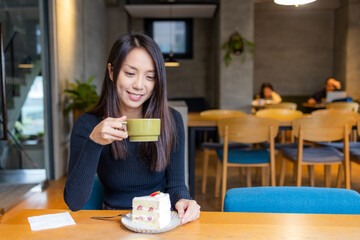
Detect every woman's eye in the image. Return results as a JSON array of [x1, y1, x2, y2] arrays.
[[147, 76, 155, 80], [125, 72, 135, 77]]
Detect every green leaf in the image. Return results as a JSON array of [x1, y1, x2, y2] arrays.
[[63, 75, 99, 116], [86, 75, 95, 84]]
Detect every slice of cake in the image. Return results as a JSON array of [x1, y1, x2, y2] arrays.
[[132, 191, 171, 229]]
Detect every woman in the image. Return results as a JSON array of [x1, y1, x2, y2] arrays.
[[252, 82, 282, 106], [64, 33, 200, 224]]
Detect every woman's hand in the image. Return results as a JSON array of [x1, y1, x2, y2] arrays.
[[307, 98, 316, 105], [175, 199, 201, 225], [89, 116, 128, 145], [328, 78, 341, 90]]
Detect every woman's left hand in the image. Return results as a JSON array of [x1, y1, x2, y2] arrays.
[[175, 199, 201, 225]]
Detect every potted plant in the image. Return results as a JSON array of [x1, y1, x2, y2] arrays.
[[222, 31, 254, 67], [64, 75, 99, 121]]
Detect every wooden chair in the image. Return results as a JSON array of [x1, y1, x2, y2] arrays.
[[200, 109, 247, 195], [312, 109, 359, 119], [279, 115, 353, 189], [351, 120, 360, 164], [256, 108, 303, 121], [312, 109, 359, 141], [200, 109, 247, 120], [264, 102, 297, 110], [326, 102, 359, 112], [217, 116, 279, 211], [256, 108, 303, 143]]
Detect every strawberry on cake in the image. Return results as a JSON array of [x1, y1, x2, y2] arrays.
[[132, 191, 171, 229]]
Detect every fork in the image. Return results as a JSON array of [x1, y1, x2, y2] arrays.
[[91, 214, 130, 220]]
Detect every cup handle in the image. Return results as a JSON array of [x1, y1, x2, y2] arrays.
[[115, 121, 127, 132]]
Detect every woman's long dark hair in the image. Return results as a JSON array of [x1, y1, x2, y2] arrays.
[[259, 82, 274, 99], [89, 33, 175, 171]]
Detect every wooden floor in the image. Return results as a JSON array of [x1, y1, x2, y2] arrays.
[[2, 147, 360, 222]]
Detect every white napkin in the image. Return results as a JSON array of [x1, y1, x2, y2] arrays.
[[28, 212, 76, 231]]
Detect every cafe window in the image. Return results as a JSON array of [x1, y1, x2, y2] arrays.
[[144, 19, 193, 59]]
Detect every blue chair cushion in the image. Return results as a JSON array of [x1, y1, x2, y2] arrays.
[[350, 148, 360, 160], [280, 147, 343, 163], [224, 187, 360, 214], [81, 174, 104, 210], [317, 142, 360, 149], [261, 142, 312, 149], [201, 142, 250, 150], [216, 149, 270, 164]]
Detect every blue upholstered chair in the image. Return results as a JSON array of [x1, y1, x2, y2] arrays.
[[278, 115, 353, 189], [224, 187, 360, 214], [317, 119, 360, 164], [350, 120, 360, 162], [81, 174, 104, 210], [216, 116, 279, 211]]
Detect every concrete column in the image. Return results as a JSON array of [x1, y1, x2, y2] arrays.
[[346, 0, 360, 101], [219, 0, 254, 113]]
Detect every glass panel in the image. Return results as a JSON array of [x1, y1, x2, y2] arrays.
[[0, 0, 47, 181], [0, 23, 6, 140]]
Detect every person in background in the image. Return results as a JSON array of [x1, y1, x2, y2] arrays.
[[253, 82, 282, 106], [64, 33, 200, 225], [307, 77, 341, 104]]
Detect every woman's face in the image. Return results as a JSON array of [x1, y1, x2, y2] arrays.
[[325, 79, 336, 92], [110, 48, 156, 117], [263, 87, 273, 99]]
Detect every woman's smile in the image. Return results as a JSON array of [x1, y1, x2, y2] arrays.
[[127, 91, 143, 101]]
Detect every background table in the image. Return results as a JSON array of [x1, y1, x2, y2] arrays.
[[2, 209, 360, 239], [188, 112, 216, 197]]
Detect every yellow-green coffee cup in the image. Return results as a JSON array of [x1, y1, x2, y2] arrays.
[[123, 119, 161, 142]]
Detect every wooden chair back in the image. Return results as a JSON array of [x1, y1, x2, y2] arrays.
[[311, 109, 359, 126], [255, 108, 303, 121], [326, 102, 359, 112], [264, 102, 297, 110], [200, 109, 246, 121], [218, 116, 279, 143], [292, 115, 353, 142]]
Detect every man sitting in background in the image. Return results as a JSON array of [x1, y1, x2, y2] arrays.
[[307, 78, 341, 104]]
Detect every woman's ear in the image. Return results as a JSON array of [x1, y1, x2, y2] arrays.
[[107, 63, 113, 81]]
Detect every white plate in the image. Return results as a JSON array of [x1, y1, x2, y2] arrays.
[[121, 212, 181, 234]]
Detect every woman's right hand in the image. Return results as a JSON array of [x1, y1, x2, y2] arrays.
[[89, 116, 128, 145]]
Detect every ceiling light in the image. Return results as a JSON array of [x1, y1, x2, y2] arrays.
[[274, 0, 317, 7], [164, 52, 180, 67], [164, 4, 180, 68], [18, 64, 34, 68]]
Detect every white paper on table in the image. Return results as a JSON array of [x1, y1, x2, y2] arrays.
[[28, 212, 76, 231]]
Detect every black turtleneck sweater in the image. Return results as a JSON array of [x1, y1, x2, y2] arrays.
[[64, 108, 190, 211]]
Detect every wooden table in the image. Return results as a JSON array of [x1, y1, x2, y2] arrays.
[[187, 112, 292, 198], [2, 209, 360, 239], [302, 102, 326, 113], [187, 112, 217, 197]]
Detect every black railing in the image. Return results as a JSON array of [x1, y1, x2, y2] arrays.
[[0, 23, 8, 140]]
